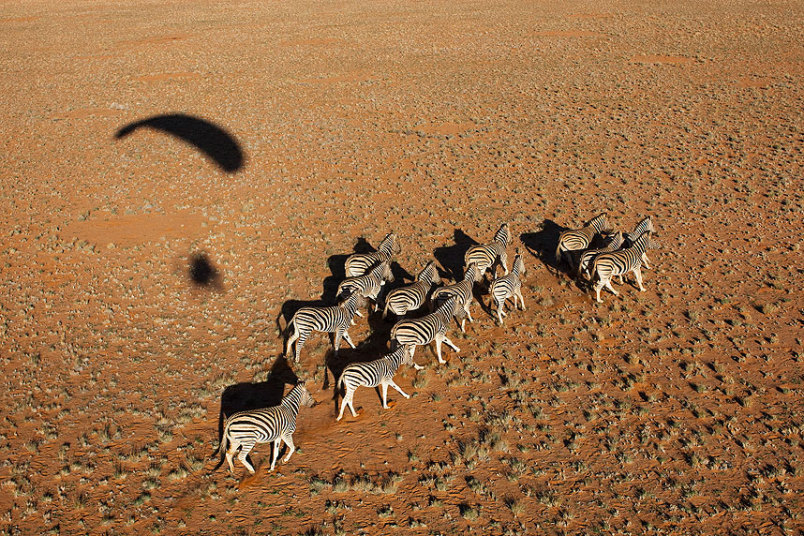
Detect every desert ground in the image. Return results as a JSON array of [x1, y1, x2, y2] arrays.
[[1, 0, 802, 534]]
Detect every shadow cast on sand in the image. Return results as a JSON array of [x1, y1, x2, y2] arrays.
[[520, 219, 569, 277], [115, 113, 245, 173], [433, 229, 478, 281]]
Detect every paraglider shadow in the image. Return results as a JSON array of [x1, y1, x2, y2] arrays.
[[115, 113, 245, 173]]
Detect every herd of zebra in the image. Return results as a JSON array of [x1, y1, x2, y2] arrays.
[[219, 215, 655, 474]]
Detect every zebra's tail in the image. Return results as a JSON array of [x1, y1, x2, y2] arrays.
[[210, 414, 230, 472]]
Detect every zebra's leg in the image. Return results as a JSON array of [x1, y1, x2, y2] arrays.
[[633, 266, 645, 291], [459, 316, 466, 333], [642, 253, 651, 269], [434, 336, 446, 364], [237, 440, 257, 474], [516, 289, 526, 310], [442, 335, 460, 353], [594, 279, 605, 303], [282, 434, 295, 463], [337, 387, 353, 421], [465, 302, 474, 323], [285, 327, 299, 358], [354, 310, 364, 318], [269, 438, 282, 471], [225, 438, 237, 473], [605, 280, 619, 295], [381, 382, 389, 408], [294, 330, 309, 363], [388, 379, 410, 399], [342, 330, 356, 349], [500, 253, 509, 275], [495, 297, 504, 325]]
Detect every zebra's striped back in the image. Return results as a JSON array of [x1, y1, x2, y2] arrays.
[[592, 231, 650, 280], [338, 346, 410, 391], [345, 233, 399, 277], [338, 261, 394, 301], [391, 296, 456, 347], [578, 232, 624, 278], [464, 222, 510, 275], [383, 261, 440, 318], [431, 263, 479, 315], [291, 295, 357, 334], [286, 292, 364, 361], [556, 213, 608, 265]]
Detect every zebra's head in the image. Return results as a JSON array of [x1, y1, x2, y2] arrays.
[[588, 213, 608, 232], [379, 232, 401, 255], [340, 291, 366, 313], [399, 344, 416, 366], [376, 260, 394, 283], [464, 262, 482, 283], [513, 251, 525, 276], [609, 231, 624, 249], [296, 384, 316, 408], [494, 222, 510, 247]]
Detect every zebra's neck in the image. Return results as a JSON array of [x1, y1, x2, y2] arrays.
[[591, 218, 606, 232], [281, 386, 305, 416], [463, 266, 476, 282], [386, 347, 406, 370]]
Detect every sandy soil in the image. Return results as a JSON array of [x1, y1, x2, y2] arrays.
[[1, 0, 802, 534]]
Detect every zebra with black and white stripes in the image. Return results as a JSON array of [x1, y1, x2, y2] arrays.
[[344, 233, 400, 277], [624, 216, 655, 269], [220, 383, 316, 473], [577, 231, 624, 280], [391, 295, 459, 369], [336, 345, 414, 420], [382, 261, 441, 319], [489, 252, 526, 325], [555, 213, 609, 271], [465, 222, 510, 279], [430, 262, 481, 332], [591, 230, 652, 303], [285, 292, 364, 363], [337, 261, 394, 316]]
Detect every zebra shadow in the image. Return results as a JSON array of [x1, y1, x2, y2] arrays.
[[433, 229, 478, 281], [520, 220, 569, 277], [212, 356, 299, 470], [322, 236, 374, 302]]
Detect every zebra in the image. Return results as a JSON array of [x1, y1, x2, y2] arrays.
[[489, 252, 526, 325], [391, 295, 459, 369], [577, 231, 624, 280], [284, 292, 364, 363], [337, 261, 394, 316], [624, 216, 655, 269], [591, 230, 651, 303], [430, 262, 481, 332], [336, 345, 414, 421], [220, 383, 316, 473], [465, 222, 510, 279], [344, 233, 400, 277], [382, 261, 441, 319], [555, 213, 608, 271]]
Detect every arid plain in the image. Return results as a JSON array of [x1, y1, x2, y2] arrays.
[[0, 0, 802, 534]]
